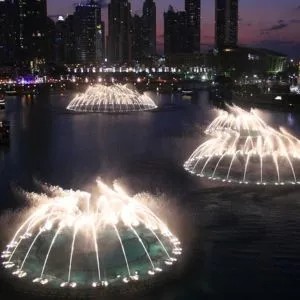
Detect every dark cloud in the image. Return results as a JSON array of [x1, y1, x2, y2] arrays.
[[96, 0, 109, 8], [290, 19, 300, 23], [266, 22, 288, 31], [260, 20, 289, 35], [239, 18, 252, 27], [253, 39, 300, 57], [156, 40, 164, 52], [201, 43, 213, 49]]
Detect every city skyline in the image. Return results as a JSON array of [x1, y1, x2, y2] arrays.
[[48, 0, 300, 57]]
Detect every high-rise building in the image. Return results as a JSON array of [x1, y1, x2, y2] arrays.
[[15, 0, 48, 68], [46, 17, 57, 64], [74, 0, 103, 64], [185, 0, 201, 53], [215, 0, 238, 49], [0, 0, 16, 65], [131, 15, 144, 61], [96, 21, 105, 62], [54, 16, 67, 65], [108, 0, 132, 64], [142, 0, 156, 57], [164, 6, 188, 56], [64, 15, 77, 64]]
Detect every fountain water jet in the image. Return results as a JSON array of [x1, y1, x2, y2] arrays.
[[184, 104, 300, 185], [67, 84, 157, 113], [2, 179, 181, 288]]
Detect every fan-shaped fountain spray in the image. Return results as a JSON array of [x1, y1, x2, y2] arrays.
[[1, 180, 181, 288], [184, 105, 300, 185], [67, 84, 157, 113]]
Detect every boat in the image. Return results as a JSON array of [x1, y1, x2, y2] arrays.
[[0, 94, 5, 110], [0, 119, 9, 145], [5, 89, 17, 96], [232, 83, 300, 110], [181, 89, 197, 100]]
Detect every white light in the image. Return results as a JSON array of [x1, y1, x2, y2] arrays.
[[123, 277, 129, 283], [4, 180, 181, 287], [184, 104, 300, 185], [102, 281, 109, 287], [41, 279, 48, 285], [67, 84, 157, 113], [131, 274, 139, 280], [18, 271, 27, 278]]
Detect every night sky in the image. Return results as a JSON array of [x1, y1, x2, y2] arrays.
[[48, 0, 300, 57]]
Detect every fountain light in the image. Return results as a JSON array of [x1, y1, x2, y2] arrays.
[[1, 179, 180, 288], [67, 84, 157, 113], [184, 104, 300, 184]]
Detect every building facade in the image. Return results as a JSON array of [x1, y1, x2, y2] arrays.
[[215, 0, 239, 49], [108, 0, 132, 64], [131, 15, 144, 61], [164, 6, 189, 56], [96, 21, 105, 63], [0, 0, 16, 65], [216, 47, 286, 77], [15, 0, 48, 69], [185, 0, 201, 53], [74, 0, 103, 64], [64, 15, 77, 64], [54, 17, 67, 65], [142, 0, 156, 58]]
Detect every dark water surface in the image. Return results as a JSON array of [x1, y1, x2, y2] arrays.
[[1, 92, 300, 298]]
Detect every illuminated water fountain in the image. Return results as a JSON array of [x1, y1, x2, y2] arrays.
[[1, 180, 181, 288], [67, 84, 157, 113], [184, 105, 300, 185]]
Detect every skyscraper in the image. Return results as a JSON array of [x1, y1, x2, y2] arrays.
[[185, 0, 201, 53], [142, 0, 156, 57], [15, 0, 48, 67], [54, 16, 67, 65], [131, 15, 144, 61], [164, 6, 188, 55], [108, 0, 132, 64], [74, 0, 103, 64], [46, 17, 57, 63], [215, 0, 239, 49], [0, 0, 16, 65], [64, 15, 77, 64], [96, 21, 105, 62]]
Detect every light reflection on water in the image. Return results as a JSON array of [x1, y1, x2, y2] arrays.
[[1, 92, 300, 203], [1, 92, 300, 296]]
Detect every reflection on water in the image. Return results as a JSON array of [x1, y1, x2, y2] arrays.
[[1, 92, 300, 297], [0, 92, 212, 207], [288, 113, 296, 127], [1, 91, 300, 205]]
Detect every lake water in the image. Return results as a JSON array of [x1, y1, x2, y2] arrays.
[[1, 91, 300, 298]]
